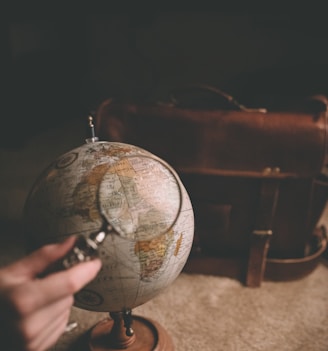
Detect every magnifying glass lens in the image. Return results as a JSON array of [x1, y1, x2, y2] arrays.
[[98, 155, 182, 241]]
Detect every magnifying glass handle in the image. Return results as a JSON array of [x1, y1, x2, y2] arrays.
[[38, 231, 107, 278], [62, 231, 107, 269]]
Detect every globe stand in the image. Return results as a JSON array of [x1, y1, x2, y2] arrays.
[[88, 311, 175, 351]]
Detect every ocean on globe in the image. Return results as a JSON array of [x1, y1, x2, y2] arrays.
[[24, 141, 194, 312]]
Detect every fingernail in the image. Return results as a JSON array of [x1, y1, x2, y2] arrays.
[[65, 321, 78, 333]]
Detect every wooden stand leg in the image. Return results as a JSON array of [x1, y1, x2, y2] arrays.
[[88, 312, 175, 351]]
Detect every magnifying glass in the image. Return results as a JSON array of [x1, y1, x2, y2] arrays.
[[61, 154, 183, 269]]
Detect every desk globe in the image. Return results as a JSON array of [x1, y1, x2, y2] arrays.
[[24, 126, 194, 351]]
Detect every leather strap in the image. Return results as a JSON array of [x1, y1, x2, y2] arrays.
[[246, 177, 280, 287], [183, 226, 328, 283], [265, 226, 328, 280]]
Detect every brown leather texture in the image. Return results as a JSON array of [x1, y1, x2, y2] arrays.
[[95, 100, 328, 178], [95, 95, 328, 286]]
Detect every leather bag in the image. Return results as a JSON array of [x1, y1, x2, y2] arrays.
[[94, 86, 328, 287]]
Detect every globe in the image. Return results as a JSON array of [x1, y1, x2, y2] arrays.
[[24, 140, 194, 314]]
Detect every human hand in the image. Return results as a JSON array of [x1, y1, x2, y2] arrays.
[[0, 236, 102, 351]]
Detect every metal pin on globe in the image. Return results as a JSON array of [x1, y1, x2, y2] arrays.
[[86, 115, 99, 143]]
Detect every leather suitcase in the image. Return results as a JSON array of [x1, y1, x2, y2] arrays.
[[94, 87, 328, 286]]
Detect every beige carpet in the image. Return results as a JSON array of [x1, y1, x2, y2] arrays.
[[45, 261, 328, 351], [1, 120, 328, 351]]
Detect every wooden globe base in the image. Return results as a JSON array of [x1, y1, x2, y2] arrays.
[[88, 314, 175, 351]]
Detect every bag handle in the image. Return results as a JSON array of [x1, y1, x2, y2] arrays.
[[168, 84, 267, 113]]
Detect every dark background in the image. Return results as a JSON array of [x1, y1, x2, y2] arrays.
[[2, 9, 328, 147]]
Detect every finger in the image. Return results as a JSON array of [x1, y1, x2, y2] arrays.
[[3, 296, 72, 351], [18, 295, 73, 334], [1, 236, 77, 284], [28, 308, 70, 351], [7, 259, 101, 315], [43, 257, 102, 294], [41, 257, 102, 299]]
